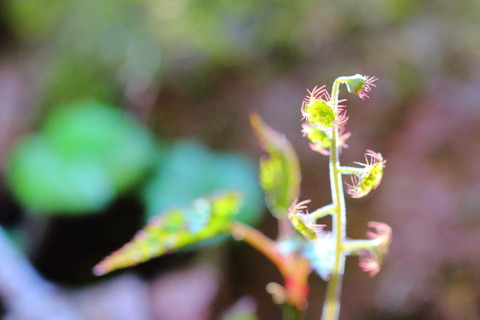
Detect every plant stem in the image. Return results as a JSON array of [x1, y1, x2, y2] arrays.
[[342, 239, 381, 254], [338, 166, 362, 175], [321, 79, 347, 320], [229, 222, 309, 314], [311, 203, 336, 220], [229, 222, 285, 272]]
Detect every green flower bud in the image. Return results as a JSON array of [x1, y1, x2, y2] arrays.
[[347, 150, 385, 198], [302, 124, 331, 147], [301, 86, 347, 130], [340, 74, 378, 100]]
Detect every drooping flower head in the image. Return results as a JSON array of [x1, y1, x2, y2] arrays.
[[347, 150, 386, 198], [301, 86, 347, 130], [358, 222, 392, 276], [342, 74, 378, 100], [358, 251, 381, 277]]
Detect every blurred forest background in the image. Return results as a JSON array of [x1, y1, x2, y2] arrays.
[[1, 0, 480, 319]]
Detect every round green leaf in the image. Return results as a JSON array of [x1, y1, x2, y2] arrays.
[[7, 134, 114, 214]]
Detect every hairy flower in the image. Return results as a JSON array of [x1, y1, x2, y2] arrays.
[[301, 124, 351, 156], [288, 199, 324, 240], [347, 150, 386, 198], [356, 76, 378, 100], [358, 221, 392, 276], [301, 86, 347, 130], [358, 251, 381, 277], [342, 74, 378, 100], [366, 221, 392, 254]]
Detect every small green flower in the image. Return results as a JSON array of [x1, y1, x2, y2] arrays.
[[301, 86, 346, 130], [342, 74, 378, 100], [347, 150, 386, 198], [301, 124, 351, 155], [301, 124, 331, 155], [288, 199, 324, 240]]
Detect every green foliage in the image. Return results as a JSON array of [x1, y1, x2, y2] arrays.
[[6, 0, 161, 106], [5, 0, 316, 107], [142, 140, 263, 227], [93, 191, 241, 275], [249, 112, 300, 218], [7, 101, 156, 214], [43, 101, 156, 192], [7, 134, 114, 214]]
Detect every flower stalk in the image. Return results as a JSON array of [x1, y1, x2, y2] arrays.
[[233, 74, 390, 319], [292, 74, 391, 320], [321, 78, 347, 320]]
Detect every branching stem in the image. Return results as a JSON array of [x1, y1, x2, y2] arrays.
[[229, 221, 285, 273], [311, 203, 336, 220], [342, 238, 383, 255], [338, 166, 363, 175]]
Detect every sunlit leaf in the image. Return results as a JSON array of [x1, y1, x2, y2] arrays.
[[93, 191, 241, 275], [250, 112, 300, 218]]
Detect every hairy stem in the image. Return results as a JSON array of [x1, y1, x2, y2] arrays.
[[338, 166, 363, 175], [311, 203, 336, 220], [321, 79, 347, 320], [342, 238, 382, 254]]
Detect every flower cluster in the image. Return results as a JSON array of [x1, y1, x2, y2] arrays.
[[347, 150, 386, 198], [290, 75, 391, 317]]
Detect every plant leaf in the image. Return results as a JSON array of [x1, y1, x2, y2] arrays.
[[93, 191, 241, 275], [250, 112, 301, 218]]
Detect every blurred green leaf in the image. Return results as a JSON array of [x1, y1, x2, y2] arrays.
[[7, 134, 114, 214], [43, 101, 156, 193], [142, 140, 263, 227], [6, 0, 314, 106], [7, 101, 156, 215], [93, 191, 241, 275], [5, 0, 66, 41], [249, 112, 300, 218]]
